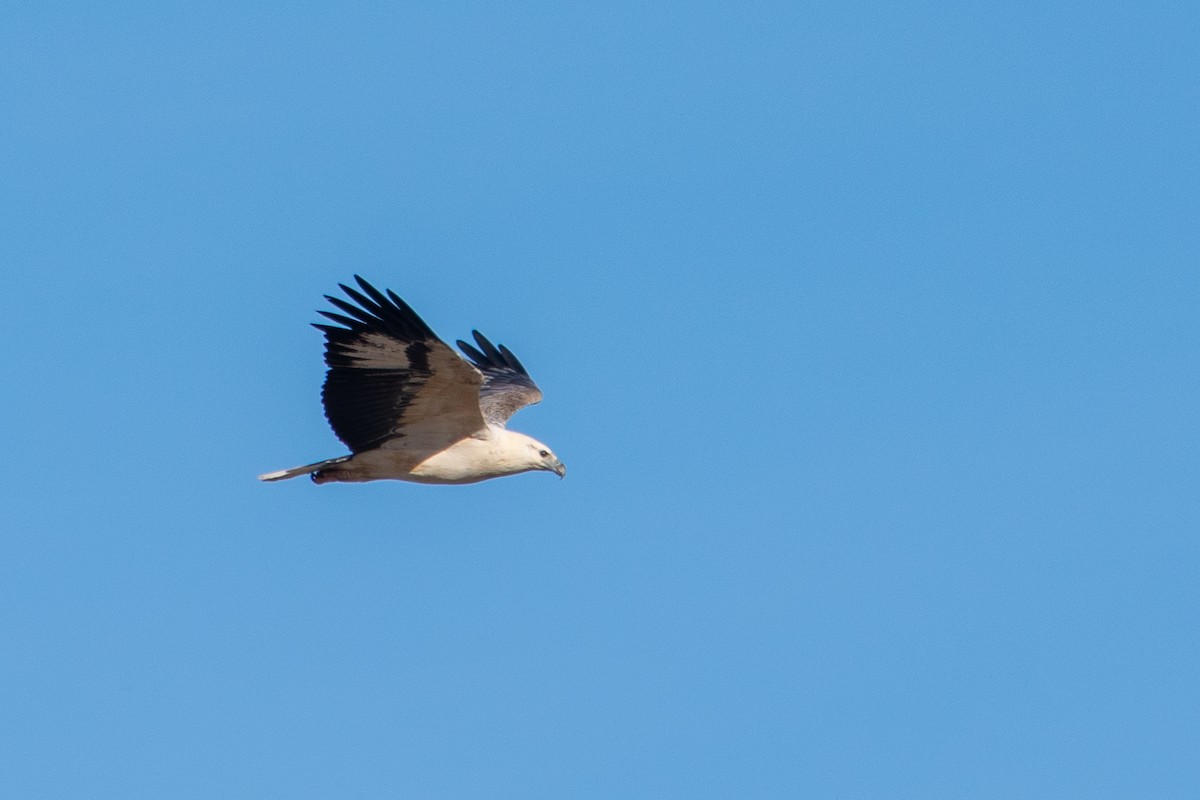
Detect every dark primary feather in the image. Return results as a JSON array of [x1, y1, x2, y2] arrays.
[[456, 330, 543, 426], [312, 275, 481, 452]]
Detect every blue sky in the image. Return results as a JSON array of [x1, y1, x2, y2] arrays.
[[2, 2, 1197, 797]]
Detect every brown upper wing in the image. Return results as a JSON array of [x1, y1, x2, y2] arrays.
[[312, 276, 486, 453]]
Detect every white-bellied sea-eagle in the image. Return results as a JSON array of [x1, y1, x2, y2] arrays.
[[259, 276, 565, 485]]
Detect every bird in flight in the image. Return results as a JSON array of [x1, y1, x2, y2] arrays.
[[259, 276, 565, 485]]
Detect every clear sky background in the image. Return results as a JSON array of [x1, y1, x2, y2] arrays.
[[2, 3, 1197, 797]]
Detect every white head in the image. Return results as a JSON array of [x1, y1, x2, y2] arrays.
[[499, 430, 566, 478]]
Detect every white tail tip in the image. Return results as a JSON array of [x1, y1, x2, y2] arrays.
[[257, 456, 348, 482]]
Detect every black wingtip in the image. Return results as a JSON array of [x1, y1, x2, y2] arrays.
[[315, 309, 361, 328], [457, 330, 533, 377], [310, 277, 439, 342], [456, 338, 486, 366], [471, 330, 503, 362], [497, 343, 529, 376], [351, 276, 393, 311]]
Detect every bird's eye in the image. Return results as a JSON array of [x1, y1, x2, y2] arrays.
[[539, 450, 550, 458]]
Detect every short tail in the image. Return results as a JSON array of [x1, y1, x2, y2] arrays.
[[258, 455, 351, 482]]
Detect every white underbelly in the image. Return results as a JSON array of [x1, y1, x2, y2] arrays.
[[346, 428, 529, 485], [408, 442, 506, 484]]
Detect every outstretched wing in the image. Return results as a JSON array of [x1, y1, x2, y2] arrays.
[[312, 276, 486, 453], [455, 330, 543, 427]]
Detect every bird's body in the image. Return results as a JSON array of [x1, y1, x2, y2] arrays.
[[261, 428, 554, 485], [259, 276, 565, 486]]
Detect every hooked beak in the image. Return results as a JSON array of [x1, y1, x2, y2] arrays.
[[551, 459, 566, 479]]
